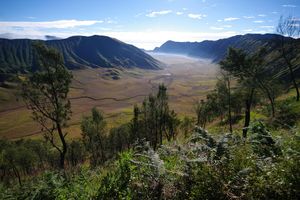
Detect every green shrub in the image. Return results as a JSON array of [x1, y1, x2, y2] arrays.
[[273, 97, 300, 128], [96, 152, 133, 200], [1, 126, 299, 200], [249, 121, 281, 157]]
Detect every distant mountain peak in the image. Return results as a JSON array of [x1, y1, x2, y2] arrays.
[[154, 33, 297, 62], [44, 35, 62, 40], [0, 35, 163, 73]]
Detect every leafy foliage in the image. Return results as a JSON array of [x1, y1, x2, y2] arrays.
[[1, 120, 299, 200], [21, 42, 72, 169], [96, 152, 133, 199], [272, 97, 300, 128], [131, 84, 179, 149], [248, 121, 281, 157], [81, 108, 107, 167], [1, 168, 102, 199], [94, 124, 300, 199]]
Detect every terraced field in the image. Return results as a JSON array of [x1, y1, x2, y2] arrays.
[[0, 53, 218, 139]]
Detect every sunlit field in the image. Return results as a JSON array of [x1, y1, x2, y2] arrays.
[[0, 53, 218, 139]]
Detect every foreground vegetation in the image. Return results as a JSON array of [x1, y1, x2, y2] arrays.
[[1, 118, 299, 199]]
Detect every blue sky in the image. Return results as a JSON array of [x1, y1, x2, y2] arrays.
[[0, 0, 299, 49]]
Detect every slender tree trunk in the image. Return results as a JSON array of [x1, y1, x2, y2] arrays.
[[1, 169, 5, 182], [243, 102, 251, 139], [12, 166, 21, 186], [259, 83, 275, 117], [158, 116, 162, 146], [256, 80, 276, 117], [96, 124, 105, 163], [243, 89, 254, 139], [56, 122, 67, 169], [283, 53, 300, 101], [99, 140, 105, 163], [152, 118, 157, 150], [155, 115, 159, 150], [267, 93, 275, 118], [286, 60, 300, 101], [227, 78, 233, 133], [280, 36, 300, 101]]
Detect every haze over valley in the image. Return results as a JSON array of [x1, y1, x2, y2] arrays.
[[0, 52, 218, 139]]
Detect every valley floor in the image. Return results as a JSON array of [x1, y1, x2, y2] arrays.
[[0, 53, 218, 139]]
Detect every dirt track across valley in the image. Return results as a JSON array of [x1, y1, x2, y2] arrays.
[[0, 53, 218, 139]]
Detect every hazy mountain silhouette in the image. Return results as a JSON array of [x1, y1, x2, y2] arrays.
[[44, 35, 62, 40], [154, 33, 299, 62]]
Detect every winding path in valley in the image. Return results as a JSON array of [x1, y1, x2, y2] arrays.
[[0, 69, 175, 115], [0, 70, 176, 139], [1, 53, 216, 139]]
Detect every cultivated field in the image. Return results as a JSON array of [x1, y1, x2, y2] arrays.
[[0, 53, 218, 139]]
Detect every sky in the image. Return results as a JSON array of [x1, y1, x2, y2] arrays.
[[0, 0, 299, 49]]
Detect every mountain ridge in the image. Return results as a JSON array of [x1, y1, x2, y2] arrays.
[[0, 35, 163, 74], [154, 33, 299, 62]]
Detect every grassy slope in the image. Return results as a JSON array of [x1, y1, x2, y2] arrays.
[[205, 88, 300, 135]]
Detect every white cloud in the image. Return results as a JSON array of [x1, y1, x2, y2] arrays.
[[253, 30, 270, 34], [182, 8, 188, 11], [271, 11, 278, 14], [176, 12, 183, 15], [260, 26, 274, 29], [146, 10, 172, 17], [0, 29, 238, 50], [258, 14, 266, 17], [188, 13, 207, 20], [105, 19, 117, 24], [253, 20, 264, 23], [99, 27, 112, 31], [243, 29, 253, 32], [108, 31, 237, 49], [135, 13, 144, 18], [210, 26, 224, 30], [223, 25, 232, 28], [0, 20, 102, 29], [243, 16, 255, 19], [282, 4, 297, 8], [224, 17, 239, 21]]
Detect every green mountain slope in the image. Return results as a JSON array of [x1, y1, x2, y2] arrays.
[[154, 33, 300, 79], [0, 35, 162, 74], [154, 33, 300, 62]]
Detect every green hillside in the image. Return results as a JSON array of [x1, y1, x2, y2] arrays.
[[155, 33, 300, 64], [0, 35, 162, 75]]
